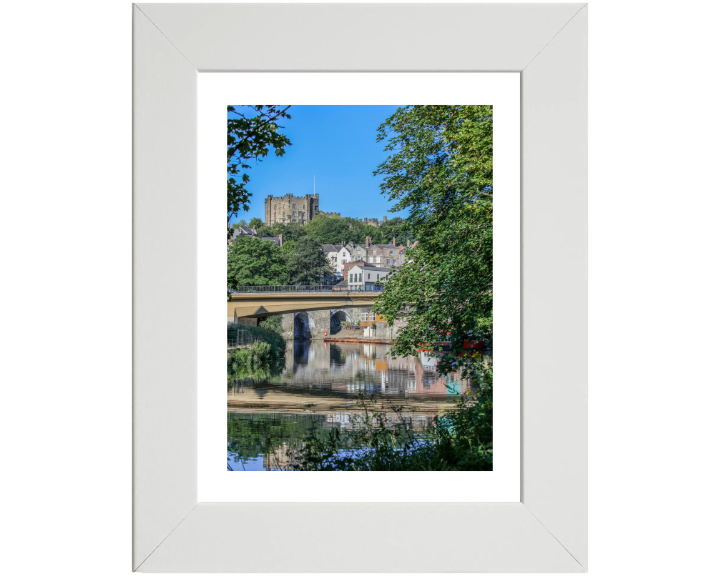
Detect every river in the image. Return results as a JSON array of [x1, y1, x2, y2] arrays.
[[227, 339, 473, 471]]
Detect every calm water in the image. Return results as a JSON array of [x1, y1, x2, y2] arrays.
[[227, 340, 473, 471]]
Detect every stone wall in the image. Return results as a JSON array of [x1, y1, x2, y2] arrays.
[[276, 307, 374, 340], [280, 313, 295, 340]]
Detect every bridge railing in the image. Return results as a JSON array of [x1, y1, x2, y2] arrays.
[[228, 284, 384, 294]]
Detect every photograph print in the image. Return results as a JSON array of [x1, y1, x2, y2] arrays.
[[226, 105, 493, 471]]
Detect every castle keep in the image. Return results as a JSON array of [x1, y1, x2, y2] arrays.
[[264, 193, 319, 225], [264, 193, 388, 227]]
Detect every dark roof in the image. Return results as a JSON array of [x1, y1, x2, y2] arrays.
[[348, 263, 390, 272], [322, 244, 339, 252], [231, 226, 258, 239]]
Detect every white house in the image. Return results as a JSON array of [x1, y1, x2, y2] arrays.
[[347, 264, 390, 291], [335, 243, 355, 277], [321, 244, 341, 277]]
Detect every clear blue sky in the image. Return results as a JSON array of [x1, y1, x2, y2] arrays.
[[228, 105, 408, 225]]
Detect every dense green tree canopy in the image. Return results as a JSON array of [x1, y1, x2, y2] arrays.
[[227, 236, 289, 288], [252, 215, 417, 248], [285, 237, 333, 284], [227, 105, 291, 236], [248, 217, 264, 229], [303, 215, 355, 245], [372, 105, 493, 375]]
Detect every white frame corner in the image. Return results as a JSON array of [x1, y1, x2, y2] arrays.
[[133, 3, 587, 572]]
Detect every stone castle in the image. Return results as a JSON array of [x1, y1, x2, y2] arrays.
[[264, 193, 387, 227], [264, 193, 320, 225]]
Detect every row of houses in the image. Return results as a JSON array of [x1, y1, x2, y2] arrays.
[[323, 236, 417, 290]]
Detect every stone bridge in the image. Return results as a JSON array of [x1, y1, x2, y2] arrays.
[[227, 288, 382, 340]]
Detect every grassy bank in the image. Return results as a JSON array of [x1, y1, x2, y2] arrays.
[[227, 323, 285, 355], [227, 323, 286, 382]]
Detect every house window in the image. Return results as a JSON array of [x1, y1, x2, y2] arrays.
[[293, 204, 296, 209], [386, 259, 390, 265], [389, 250, 393, 255], [393, 259, 396, 265], [373, 250, 377, 255], [361, 312, 368, 321]]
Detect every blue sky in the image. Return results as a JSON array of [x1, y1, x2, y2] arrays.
[[228, 105, 408, 224]]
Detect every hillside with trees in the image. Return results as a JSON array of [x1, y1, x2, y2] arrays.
[[254, 214, 416, 247]]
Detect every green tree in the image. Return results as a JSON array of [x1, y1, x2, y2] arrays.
[[280, 239, 296, 253], [304, 214, 354, 245], [286, 237, 333, 284], [227, 105, 291, 236], [372, 105, 493, 376], [374, 217, 417, 246], [227, 236, 290, 288], [248, 217, 264, 229]]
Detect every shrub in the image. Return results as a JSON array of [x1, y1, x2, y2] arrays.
[[227, 322, 285, 361]]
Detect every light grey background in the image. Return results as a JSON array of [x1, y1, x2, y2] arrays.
[[6, 2, 720, 576], [133, 3, 587, 572]]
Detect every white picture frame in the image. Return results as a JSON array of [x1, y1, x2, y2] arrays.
[[133, 3, 587, 572]]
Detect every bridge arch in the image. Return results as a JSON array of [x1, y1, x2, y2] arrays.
[[294, 312, 311, 340], [329, 310, 348, 334]]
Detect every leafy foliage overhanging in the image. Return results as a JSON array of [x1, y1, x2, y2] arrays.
[[227, 105, 292, 237], [372, 105, 493, 378]]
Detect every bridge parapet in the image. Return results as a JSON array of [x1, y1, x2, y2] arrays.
[[229, 284, 383, 294], [228, 287, 382, 322]]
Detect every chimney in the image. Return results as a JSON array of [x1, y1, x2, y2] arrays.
[[252, 226, 257, 235], [392, 237, 396, 246], [365, 236, 371, 248], [278, 233, 283, 247], [342, 240, 345, 247]]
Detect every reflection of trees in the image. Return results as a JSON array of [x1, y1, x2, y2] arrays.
[[227, 413, 330, 465], [293, 339, 310, 365], [329, 343, 346, 367]]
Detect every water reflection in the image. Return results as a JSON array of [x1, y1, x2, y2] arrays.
[[228, 340, 479, 471]]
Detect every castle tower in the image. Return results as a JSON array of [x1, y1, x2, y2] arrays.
[[264, 193, 319, 226]]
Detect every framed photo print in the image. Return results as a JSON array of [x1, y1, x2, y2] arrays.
[[133, 3, 587, 572]]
